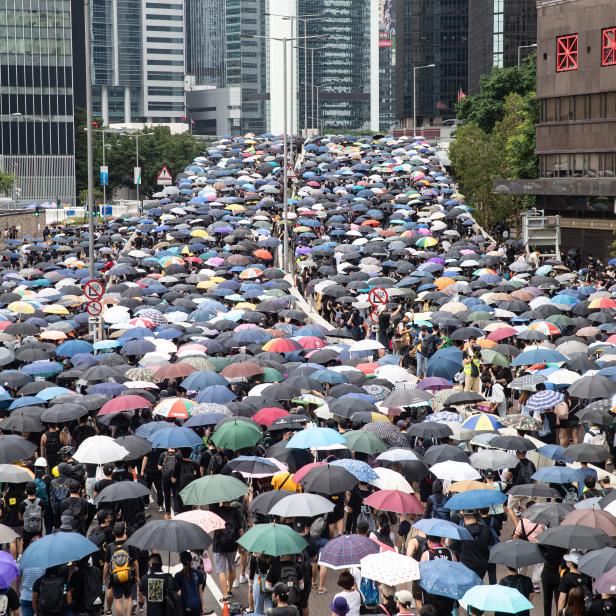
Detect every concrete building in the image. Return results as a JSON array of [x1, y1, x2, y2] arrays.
[[0, 0, 76, 204], [394, 0, 469, 130], [467, 0, 537, 94], [379, 0, 396, 132], [495, 0, 616, 260]]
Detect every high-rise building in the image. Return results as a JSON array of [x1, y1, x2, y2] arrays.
[[394, 0, 469, 130], [0, 0, 76, 203], [379, 0, 396, 132], [467, 0, 537, 94], [298, 0, 379, 132], [91, 0, 185, 125]]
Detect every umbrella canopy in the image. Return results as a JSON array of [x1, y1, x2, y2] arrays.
[[462, 585, 533, 614], [125, 519, 212, 552], [489, 539, 545, 568], [73, 435, 129, 464], [318, 534, 380, 569], [538, 525, 612, 550], [94, 481, 151, 505], [418, 560, 482, 599], [20, 532, 98, 569], [179, 475, 248, 505], [359, 551, 420, 585], [268, 493, 335, 518], [237, 523, 308, 556]]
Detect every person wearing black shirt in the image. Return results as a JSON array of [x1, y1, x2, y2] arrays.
[[93, 465, 115, 498], [496, 569, 534, 616], [138, 553, 175, 616], [140, 451, 163, 513], [558, 552, 592, 613], [344, 483, 372, 534], [0, 587, 19, 616], [541, 545, 567, 616], [459, 512, 490, 579], [211, 503, 242, 599], [589, 596, 616, 616], [68, 557, 103, 616], [72, 416, 97, 449]]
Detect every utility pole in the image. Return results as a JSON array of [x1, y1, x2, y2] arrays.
[[84, 0, 95, 277]]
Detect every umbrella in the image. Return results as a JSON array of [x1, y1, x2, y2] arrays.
[[488, 539, 545, 568], [0, 464, 34, 483], [286, 427, 346, 449], [417, 560, 481, 599], [94, 481, 151, 505], [422, 444, 468, 466], [563, 443, 610, 463], [363, 490, 424, 514], [115, 436, 152, 459], [359, 551, 420, 585], [525, 502, 573, 526], [369, 468, 414, 493], [149, 427, 202, 449], [268, 493, 335, 518], [237, 523, 308, 556], [508, 484, 561, 498], [248, 491, 290, 516], [578, 547, 616, 579], [125, 519, 212, 551], [20, 532, 98, 569], [73, 435, 129, 465], [430, 461, 480, 481], [173, 510, 226, 534], [329, 459, 378, 482], [298, 464, 358, 494], [318, 534, 380, 569], [0, 524, 19, 544], [211, 420, 262, 451], [412, 518, 473, 540], [179, 475, 248, 505], [0, 551, 19, 587], [595, 567, 616, 595], [538, 525, 612, 550], [226, 456, 281, 478], [490, 435, 537, 452], [343, 430, 388, 455], [562, 509, 616, 536], [462, 585, 533, 614], [469, 450, 518, 470], [0, 436, 37, 464], [444, 489, 507, 510]]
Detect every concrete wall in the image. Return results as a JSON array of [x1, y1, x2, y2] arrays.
[[0, 211, 41, 238]]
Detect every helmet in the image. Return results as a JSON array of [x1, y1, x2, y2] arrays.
[[58, 446, 75, 458], [34, 457, 47, 468]]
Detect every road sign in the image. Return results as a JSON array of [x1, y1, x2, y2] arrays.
[[134, 166, 141, 186], [368, 287, 389, 307], [100, 165, 108, 186], [369, 309, 379, 323], [83, 279, 105, 301], [157, 165, 173, 186], [86, 300, 103, 317]]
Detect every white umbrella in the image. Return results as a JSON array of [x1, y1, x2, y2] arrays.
[[73, 436, 129, 465], [349, 339, 384, 353], [369, 467, 414, 493], [430, 461, 481, 481], [547, 369, 581, 386], [359, 551, 420, 585], [376, 448, 421, 462], [269, 494, 334, 518], [375, 365, 418, 385], [102, 306, 130, 324], [469, 450, 518, 470]]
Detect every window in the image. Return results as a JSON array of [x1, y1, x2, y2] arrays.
[[602, 27, 616, 66], [556, 34, 578, 72]]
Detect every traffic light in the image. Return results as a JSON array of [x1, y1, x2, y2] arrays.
[[34, 205, 41, 217]]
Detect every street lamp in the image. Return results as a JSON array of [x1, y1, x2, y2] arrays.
[[123, 132, 154, 210], [518, 43, 537, 67], [413, 64, 436, 139]]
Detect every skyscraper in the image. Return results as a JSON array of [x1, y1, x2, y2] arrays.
[[468, 0, 537, 94], [0, 0, 76, 203], [379, 0, 396, 132], [395, 0, 469, 129], [298, 0, 379, 132]]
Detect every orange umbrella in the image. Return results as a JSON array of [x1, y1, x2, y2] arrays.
[[435, 277, 456, 290], [448, 480, 492, 493], [476, 338, 497, 349], [253, 249, 273, 261]]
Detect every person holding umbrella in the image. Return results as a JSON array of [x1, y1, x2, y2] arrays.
[[173, 551, 205, 616], [138, 553, 177, 616], [267, 582, 299, 616], [459, 511, 491, 581], [557, 551, 592, 613], [103, 522, 140, 616]]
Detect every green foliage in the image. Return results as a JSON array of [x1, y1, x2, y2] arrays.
[[78, 187, 103, 207], [0, 172, 14, 195], [456, 54, 536, 132], [74, 109, 203, 199]]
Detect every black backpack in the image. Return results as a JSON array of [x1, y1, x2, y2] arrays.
[[422, 335, 438, 358], [161, 453, 177, 480], [429, 494, 449, 520], [78, 566, 103, 612], [516, 459, 535, 485], [278, 563, 301, 607], [38, 577, 66, 615], [215, 511, 237, 552]]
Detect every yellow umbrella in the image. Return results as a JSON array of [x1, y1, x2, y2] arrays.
[[272, 471, 301, 493], [42, 304, 70, 315], [7, 301, 35, 315], [197, 280, 218, 290], [190, 229, 209, 238], [235, 302, 257, 310], [447, 480, 492, 493]]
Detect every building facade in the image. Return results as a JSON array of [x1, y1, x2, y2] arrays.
[[394, 0, 469, 129], [0, 0, 76, 203], [467, 0, 537, 94], [379, 0, 396, 132], [495, 0, 616, 260]]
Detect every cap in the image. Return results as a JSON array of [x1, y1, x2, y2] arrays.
[[564, 551, 581, 565], [484, 468, 494, 478], [330, 596, 350, 616], [34, 457, 47, 468], [395, 590, 413, 607]]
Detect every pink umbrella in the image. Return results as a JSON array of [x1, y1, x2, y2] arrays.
[[174, 510, 226, 533], [364, 490, 424, 514], [292, 461, 326, 483], [98, 395, 152, 415]]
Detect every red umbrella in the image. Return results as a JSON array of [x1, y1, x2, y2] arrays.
[[252, 407, 289, 427], [98, 395, 152, 415], [154, 363, 195, 380], [364, 490, 424, 514], [263, 338, 302, 353], [220, 362, 264, 380], [487, 327, 518, 342], [292, 461, 326, 483], [296, 336, 327, 350]]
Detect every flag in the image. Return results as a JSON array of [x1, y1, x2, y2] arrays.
[[457, 88, 466, 102]]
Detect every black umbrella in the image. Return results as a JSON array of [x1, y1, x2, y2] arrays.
[[115, 436, 152, 459], [298, 464, 357, 494], [124, 519, 212, 552], [567, 375, 616, 399], [41, 404, 88, 423], [507, 484, 561, 498], [538, 525, 612, 550], [490, 436, 537, 452], [489, 539, 545, 568], [525, 502, 573, 526], [444, 391, 486, 406], [407, 423, 453, 439], [0, 413, 43, 433], [266, 443, 313, 472], [268, 415, 310, 432], [382, 389, 433, 408], [422, 444, 468, 466], [0, 435, 37, 464], [578, 547, 616, 579], [563, 444, 610, 464], [95, 481, 151, 505], [248, 490, 289, 516]]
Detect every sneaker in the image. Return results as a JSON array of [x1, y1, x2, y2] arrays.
[[232, 578, 239, 588], [239, 575, 248, 584], [158, 506, 164, 513]]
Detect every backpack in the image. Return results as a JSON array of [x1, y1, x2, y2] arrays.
[[50, 477, 69, 513], [34, 477, 49, 506], [38, 577, 66, 615], [516, 459, 535, 486], [428, 494, 449, 520], [0, 594, 7, 616], [360, 577, 379, 607], [23, 498, 42, 533], [422, 335, 437, 358], [164, 588, 182, 616], [178, 460, 197, 490], [582, 584, 594, 612], [564, 488, 580, 505], [61, 499, 83, 531], [79, 566, 103, 612], [278, 564, 301, 607], [215, 511, 238, 552], [589, 429, 609, 450], [110, 545, 134, 584], [178, 571, 202, 610], [357, 504, 376, 533], [309, 516, 326, 539], [470, 360, 480, 378], [162, 453, 177, 480]]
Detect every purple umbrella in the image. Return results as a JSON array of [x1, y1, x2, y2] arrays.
[[0, 551, 19, 587], [318, 534, 380, 569], [417, 377, 451, 391], [595, 566, 616, 595]]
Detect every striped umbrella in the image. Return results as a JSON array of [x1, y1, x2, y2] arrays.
[[525, 390, 564, 412]]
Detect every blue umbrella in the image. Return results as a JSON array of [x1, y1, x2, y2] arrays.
[[22, 361, 64, 376], [412, 518, 473, 541], [135, 421, 170, 439], [184, 413, 228, 428], [330, 459, 378, 482], [181, 371, 228, 390], [525, 390, 565, 412], [462, 585, 533, 613], [36, 387, 73, 401], [511, 349, 567, 366], [195, 385, 236, 404], [56, 339, 94, 357], [20, 532, 98, 569], [531, 466, 584, 485], [149, 427, 202, 449], [426, 347, 463, 381], [444, 489, 507, 510], [286, 427, 345, 449], [418, 560, 482, 599], [537, 444, 573, 463], [9, 396, 45, 410]]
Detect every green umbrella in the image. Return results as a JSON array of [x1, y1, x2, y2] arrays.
[[208, 357, 233, 372], [480, 349, 510, 367], [211, 419, 262, 451], [262, 367, 283, 383], [237, 523, 308, 556], [343, 430, 388, 455], [179, 475, 248, 505]]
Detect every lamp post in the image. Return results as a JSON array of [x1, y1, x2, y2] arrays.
[[413, 64, 435, 139], [84, 0, 95, 277], [518, 43, 537, 67], [124, 132, 154, 212], [306, 82, 335, 135]]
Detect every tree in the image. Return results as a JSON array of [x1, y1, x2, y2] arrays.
[[0, 172, 14, 195]]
